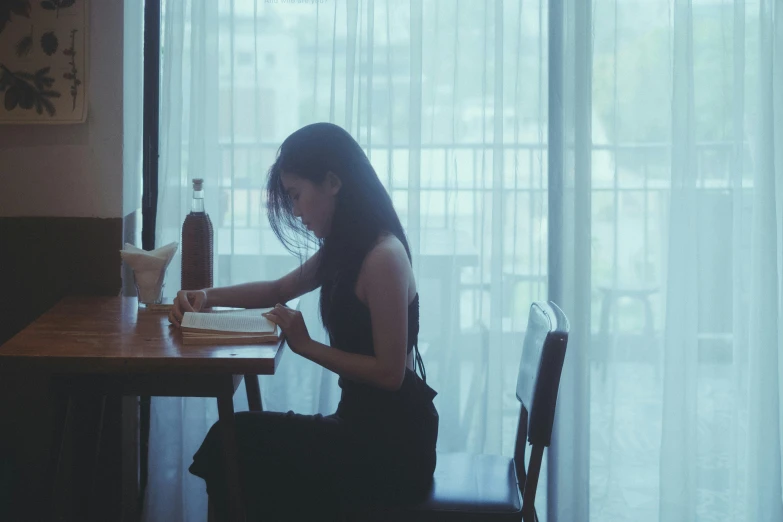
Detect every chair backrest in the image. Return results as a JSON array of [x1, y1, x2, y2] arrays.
[[513, 301, 569, 519]]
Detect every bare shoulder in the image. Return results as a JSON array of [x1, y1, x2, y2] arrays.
[[367, 233, 410, 267], [356, 233, 416, 302]]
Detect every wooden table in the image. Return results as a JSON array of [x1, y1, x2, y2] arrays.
[[0, 296, 285, 522]]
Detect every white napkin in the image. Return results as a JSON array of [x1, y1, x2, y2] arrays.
[[120, 242, 178, 303]]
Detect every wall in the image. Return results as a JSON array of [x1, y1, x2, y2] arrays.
[[0, 4, 125, 218], [0, 0, 141, 519]]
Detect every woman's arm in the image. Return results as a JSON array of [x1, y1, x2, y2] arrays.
[[299, 340, 403, 391], [268, 239, 411, 391]]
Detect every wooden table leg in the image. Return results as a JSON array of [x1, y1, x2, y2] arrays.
[[45, 380, 71, 521], [244, 375, 262, 412], [70, 393, 107, 521], [139, 395, 151, 512], [87, 394, 107, 521], [217, 390, 245, 522]]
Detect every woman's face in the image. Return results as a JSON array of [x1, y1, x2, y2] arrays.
[[280, 171, 341, 239]]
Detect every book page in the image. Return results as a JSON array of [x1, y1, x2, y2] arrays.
[[184, 327, 279, 338], [181, 308, 275, 334]]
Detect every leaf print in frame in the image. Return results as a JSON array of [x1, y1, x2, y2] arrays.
[[0, 1, 31, 35], [62, 28, 79, 110], [0, 0, 87, 122], [15, 27, 33, 57], [40, 30, 57, 55], [0, 64, 60, 116], [40, 0, 75, 19]]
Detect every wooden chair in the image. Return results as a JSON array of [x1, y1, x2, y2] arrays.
[[347, 301, 569, 522]]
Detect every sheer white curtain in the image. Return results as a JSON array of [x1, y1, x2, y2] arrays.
[[551, 0, 783, 521], [144, 0, 782, 521]]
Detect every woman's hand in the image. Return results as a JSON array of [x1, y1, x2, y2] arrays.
[[263, 304, 312, 355], [169, 289, 208, 327]]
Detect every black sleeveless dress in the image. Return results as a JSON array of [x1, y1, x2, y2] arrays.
[[189, 276, 439, 521]]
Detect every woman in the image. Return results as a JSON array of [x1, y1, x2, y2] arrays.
[[169, 122, 438, 520]]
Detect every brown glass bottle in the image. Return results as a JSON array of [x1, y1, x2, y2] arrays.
[[181, 178, 214, 291]]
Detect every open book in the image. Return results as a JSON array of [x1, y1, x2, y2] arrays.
[[180, 307, 281, 345]]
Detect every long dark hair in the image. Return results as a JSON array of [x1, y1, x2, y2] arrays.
[[266, 122, 412, 331]]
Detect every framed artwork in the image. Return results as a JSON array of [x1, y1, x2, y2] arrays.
[[0, 0, 88, 124]]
